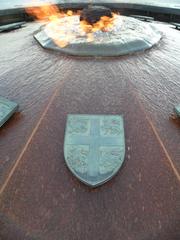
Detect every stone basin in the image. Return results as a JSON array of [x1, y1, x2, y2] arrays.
[[34, 15, 162, 56]]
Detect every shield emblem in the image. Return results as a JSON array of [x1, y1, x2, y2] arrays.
[[0, 97, 18, 127], [174, 104, 180, 117], [64, 114, 125, 187]]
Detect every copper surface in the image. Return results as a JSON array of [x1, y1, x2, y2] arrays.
[[0, 22, 179, 240]]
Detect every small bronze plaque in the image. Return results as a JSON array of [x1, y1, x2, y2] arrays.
[[0, 97, 18, 127], [64, 114, 125, 187]]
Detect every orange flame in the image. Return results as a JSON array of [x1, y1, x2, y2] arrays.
[[26, 4, 69, 21], [26, 4, 115, 48], [80, 14, 115, 33], [26, 4, 78, 47]]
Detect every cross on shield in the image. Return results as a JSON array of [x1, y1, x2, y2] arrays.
[[64, 114, 125, 187]]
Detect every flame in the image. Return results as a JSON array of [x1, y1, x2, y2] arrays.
[[26, 4, 116, 48], [26, 4, 64, 21], [26, 4, 78, 47], [80, 14, 115, 33]]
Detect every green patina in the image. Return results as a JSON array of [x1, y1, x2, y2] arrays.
[[0, 22, 26, 32], [64, 114, 125, 187], [174, 104, 180, 117], [0, 97, 18, 127], [34, 15, 162, 57]]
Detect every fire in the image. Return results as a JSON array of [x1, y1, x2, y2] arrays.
[[26, 4, 78, 47], [26, 4, 76, 22], [26, 4, 115, 48], [80, 14, 115, 33]]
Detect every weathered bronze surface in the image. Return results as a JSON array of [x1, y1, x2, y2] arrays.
[[0, 97, 18, 127], [0, 22, 26, 32], [64, 114, 125, 187], [34, 15, 162, 56], [171, 22, 180, 30], [0, 22, 179, 240], [130, 15, 154, 22], [174, 104, 180, 117]]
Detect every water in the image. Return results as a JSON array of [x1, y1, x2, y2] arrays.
[[0, 0, 180, 10]]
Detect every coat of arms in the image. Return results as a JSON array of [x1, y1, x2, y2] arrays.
[[64, 114, 125, 187]]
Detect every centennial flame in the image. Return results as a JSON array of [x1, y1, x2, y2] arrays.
[[80, 15, 115, 33], [26, 5, 74, 21], [26, 4, 115, 48]]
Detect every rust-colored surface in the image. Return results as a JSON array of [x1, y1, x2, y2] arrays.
[[0, 23, 74, 184], [0, 22, 180, 239]]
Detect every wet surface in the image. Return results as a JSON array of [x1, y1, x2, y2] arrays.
[[0, 22, 180, 239], [0, 23, 74, 184], [34, 16, 162, 56]]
